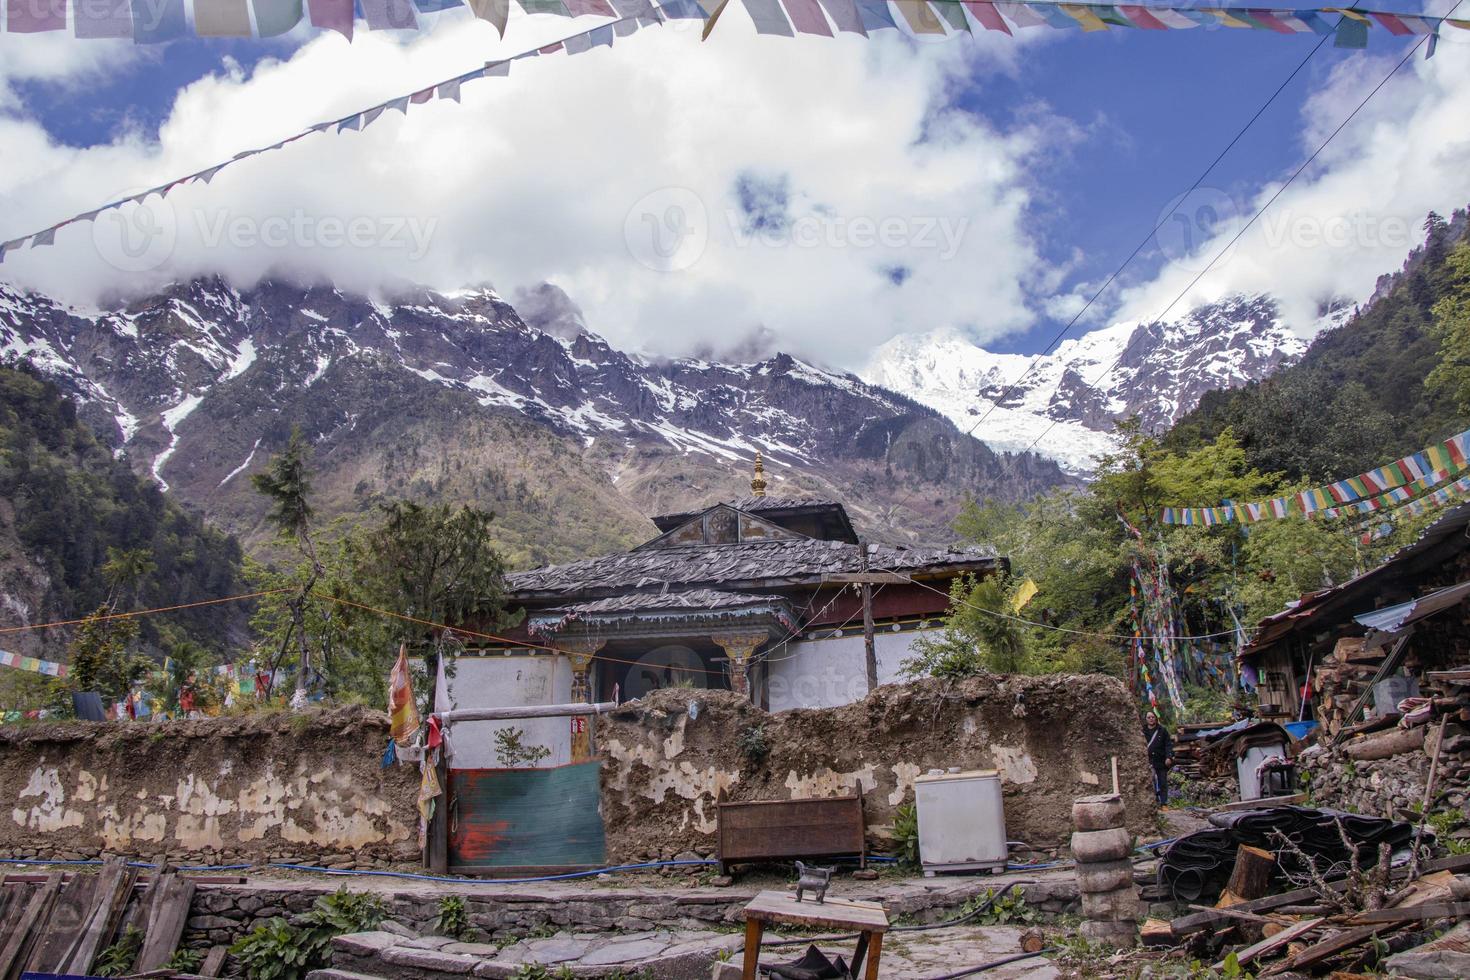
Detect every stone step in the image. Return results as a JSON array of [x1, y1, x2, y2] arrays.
[[306, 970, 393, 980]]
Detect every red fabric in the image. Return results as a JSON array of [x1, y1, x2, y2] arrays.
[[426, 714, 443, 749], [963, 1, 1011, 34], [1119, 4, 1166, 29], [1371, 12, 1413, 36]]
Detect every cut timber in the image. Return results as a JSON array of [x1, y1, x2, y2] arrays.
[[1224, 845, 1277, 902], [64, 856, 135, 972], [200, 945, 228, 977], [1019, 928, 1045, 954], [134, 873, 196, 972], [1210, 793, 1306, 812], [1140, 918, 1175, 947], [1349, 901, 1470, 924], [1344, 725, 1426, 760], [1264, 923, 1399, 975], [0, 872, 61, 980], [1218, 917, 1322, 969], [25, 868, 99, 971]]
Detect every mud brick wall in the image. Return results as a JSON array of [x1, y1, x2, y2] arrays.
[[0, 706, 419, 868], [596, 674, 1157, 861]]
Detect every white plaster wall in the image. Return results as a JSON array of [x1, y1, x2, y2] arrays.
[[441, 655, 573, 769], [766, 629, 933, 712]]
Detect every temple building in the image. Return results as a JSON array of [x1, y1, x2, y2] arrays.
[[437, 455, 1002, 768]]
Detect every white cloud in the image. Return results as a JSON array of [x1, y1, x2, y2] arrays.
[[0, 13, 1058, 367], [1113, 40, 1470, 336]]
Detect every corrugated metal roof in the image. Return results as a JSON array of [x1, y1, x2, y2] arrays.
[[1241, 501, 1470, 658], [1354, 579, 1470, 649]]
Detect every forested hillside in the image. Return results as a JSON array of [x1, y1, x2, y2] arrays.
[[1165, 208, 1470, 480], [916, 212, 1470, 722], [0, 362, 248, 659]]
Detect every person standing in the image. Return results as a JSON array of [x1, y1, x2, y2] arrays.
[[1144, 711, 1174, 806]]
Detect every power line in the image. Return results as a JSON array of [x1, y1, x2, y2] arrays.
[[871, 564, 1242, 642], [1015, 4, 1461, 459], [879, 17, 1342, 529]]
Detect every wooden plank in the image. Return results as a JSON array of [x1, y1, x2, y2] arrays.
[[1218, 917, 1323, 969], [1266, 923, 1398, 974], [0, 871, 61, 980], [65, 857, 135, 972], [742, 889, 889, 932], [199, 944, 228, 977], [1172, 852, 1470, 936], [1349, 901, 1470, 924], [820, 572, 913, 585], [1210, 793, 1307, 812], [25, 869, 100, 971], [134, 874, 196, 972]]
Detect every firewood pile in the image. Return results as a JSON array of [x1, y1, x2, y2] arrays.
[[0, 858, 231, 978], [1146, 845, 1470, 976]]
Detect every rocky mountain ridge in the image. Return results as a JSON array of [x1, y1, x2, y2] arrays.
[[0, 277, 1069, 565]]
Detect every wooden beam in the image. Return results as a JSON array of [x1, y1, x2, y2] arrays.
[[819, 572, 913, 585], [1218, 917, 1322, 969], [1349, 901, 1470, 924], [438, 701, 617, 723]]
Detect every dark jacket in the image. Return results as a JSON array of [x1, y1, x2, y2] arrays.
[[1144, 723, 1172, 768]]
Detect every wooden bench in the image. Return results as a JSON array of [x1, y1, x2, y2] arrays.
[[717, 795, 865, 876]]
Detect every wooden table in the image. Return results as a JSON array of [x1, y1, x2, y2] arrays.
[[740, 889, 889, 980]]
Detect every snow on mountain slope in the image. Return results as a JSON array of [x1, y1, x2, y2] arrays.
[[0, 277, 1072, 555], [863, 295, 1307, 474]]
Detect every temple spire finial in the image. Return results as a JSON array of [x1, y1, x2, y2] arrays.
[[751, 451, 767, 497]]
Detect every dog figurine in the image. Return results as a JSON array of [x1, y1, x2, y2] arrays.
[[793, 861, 834, 904]]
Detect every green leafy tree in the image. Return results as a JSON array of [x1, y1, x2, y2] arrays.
[[903, 574, 1028, 678], [1426, 241, 1470, 414], [246, 495, 517, 705], [252, 426, 327, 702], [67, 608, 150, 704]]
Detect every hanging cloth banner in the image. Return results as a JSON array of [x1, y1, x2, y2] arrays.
[[0, 1, 1461, 262], [1160, 427, 1470, 526], [0, 0, 1464, 47], [0, 648, 69, 678], [389, 643, 421, 745]]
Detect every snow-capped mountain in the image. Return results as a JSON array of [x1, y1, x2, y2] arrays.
[[863, 295, 1309, 475], [0, 277, 1069, 562]]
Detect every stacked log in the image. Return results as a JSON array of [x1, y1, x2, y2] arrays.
[[1072, 794, 1140, 947]]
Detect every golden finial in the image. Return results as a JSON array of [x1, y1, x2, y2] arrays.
[[751, 451, 767, 497]]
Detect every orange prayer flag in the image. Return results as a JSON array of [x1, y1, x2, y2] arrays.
[[389, 644, 420, 746]]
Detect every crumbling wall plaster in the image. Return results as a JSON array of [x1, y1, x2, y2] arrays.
[[0, 706, 419, 868], [598, 674, 1156, 861]]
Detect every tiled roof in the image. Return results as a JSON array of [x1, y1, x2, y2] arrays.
[[650, 496, 850, 533], [547, 589, 788, 616], [508, 537, 998, 600]]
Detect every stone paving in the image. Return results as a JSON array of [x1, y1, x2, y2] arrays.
[[316, 923, 1061, 980]]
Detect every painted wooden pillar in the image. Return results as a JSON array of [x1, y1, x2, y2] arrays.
[[558, 638, 605, 762], [712, 632, 766, 700]]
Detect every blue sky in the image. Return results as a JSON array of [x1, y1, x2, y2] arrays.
[[2, 5, 1466, 363]]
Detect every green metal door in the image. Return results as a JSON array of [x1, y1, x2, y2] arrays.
[[447, 762, 606, 873]]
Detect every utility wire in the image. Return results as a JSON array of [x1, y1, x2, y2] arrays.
[[870, 564, 1242, 641], [1015, 4, 1461, 459], [879, 17, 1342, 529]]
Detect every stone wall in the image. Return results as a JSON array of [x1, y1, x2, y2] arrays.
[[1299, 722, 1470, 822], [0, 706, 419, 868], [597, 674, 1157, 862], [170, 872, 1080, 952]]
